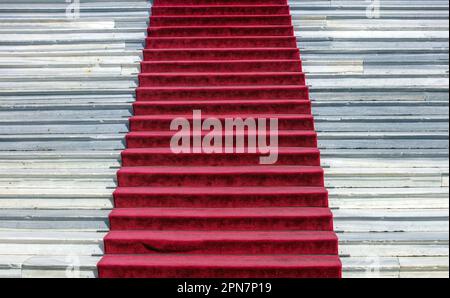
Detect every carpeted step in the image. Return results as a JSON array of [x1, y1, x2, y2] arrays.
[[146, 36, 296, 49], [109, 207, 333, 231], [148, 25, 294, 37], [133, 100, 310, 115], [104, 231, 338, 255], [154, 0, 289, 5], [138, 72, 306, 87], [113, 186, 329, 208], [143, 48, 300, 61], [98, 254, 342, 278], [121, 148, 321, 167], [129, 114, 314, 131], [136, 86, 310, 101], [117, 166, 325, 187], [98, 0, 341, 279], [125, 130, 318, 149], [151, 5, 290, 16], [150, 15, 292, 27], [140, 60, 302, 73]]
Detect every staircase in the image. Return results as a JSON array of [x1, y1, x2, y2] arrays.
[[0, 0, 448, 278], [97, 0, 341, 278]]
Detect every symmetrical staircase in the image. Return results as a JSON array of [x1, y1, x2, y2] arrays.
[[0, 0, 448, 278], [0, 0, 151, 278], [98, 0, 341, 278]]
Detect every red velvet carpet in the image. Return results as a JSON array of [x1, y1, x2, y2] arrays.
[[98, 0, 342, 278]]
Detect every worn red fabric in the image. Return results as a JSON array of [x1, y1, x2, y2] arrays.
[[104, 231, 338, 255], [132, 99, 310, 115], [113, 186, 329, 208], [121, 148, 321, 167], [98, 0, 342, 278], [143, 48, 301, 60], [99, 255, 341, 278], [125, 130, 318, 149], [138, 72, 306, 87]]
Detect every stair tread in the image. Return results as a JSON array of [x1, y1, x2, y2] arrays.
[[150, 15, 292, 27], [136, 85, 310, 100], [122, 148, 319, 154], [149, 27, 294, 37], [115, 186, 327, 195], [130, 114, 312, 119], [151, 14, 291, 19], [151, 6, 290, 16], [144, 47, 298, 52], [153, 0, 289, 5], [121, 147, 321, 167], [141, 59, 301, 63], [139, 72, 304, 76], [153, 5, 290, 8], [150, 25, 293, 29], [132, 100, 310, 114], [105, 230, 338, 241], [98, 254, 341, 277], [147, 36, 295, 39], [125, 130, 318, 148], [118, 165, 323, 174], [143, 48, 300, 60], [137, 85, 308, 90], [138, 72, 306, 86], [109, 207, 333, 218], [113, 186, 328, 208], [133, 99, 309, 105], [99, 254, 341, 268], [146, 36, 296, 48], [126, 130, 317, 136]]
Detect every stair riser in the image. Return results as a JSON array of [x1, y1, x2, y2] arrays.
[[140, 61, 302, 73], [117, 171, 325, 187], [98, 266, 341, 278], [150, 16, 292, 27], [121, 152, 320, 167], [129, 117, 314, 131], [114, 192, 329, 208], [109, 216, 333, 231], [154, 0, 289, 5], [151, 6, 290, 16], [136, 87, 310, 101], [146, 37, 296, 49], [104, 239, 338, 255], [138, 74, 306, 87], [143, 49, 300, 61], [148, 26, 294, 37], [126, 133, 318, 148], [133, 101, 310, 115]]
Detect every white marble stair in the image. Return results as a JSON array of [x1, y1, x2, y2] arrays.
[[0, 0, 150, 278], [292, 0, 449, 278]]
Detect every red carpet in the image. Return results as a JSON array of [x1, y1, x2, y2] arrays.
[[98, 0, 342, 278]]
